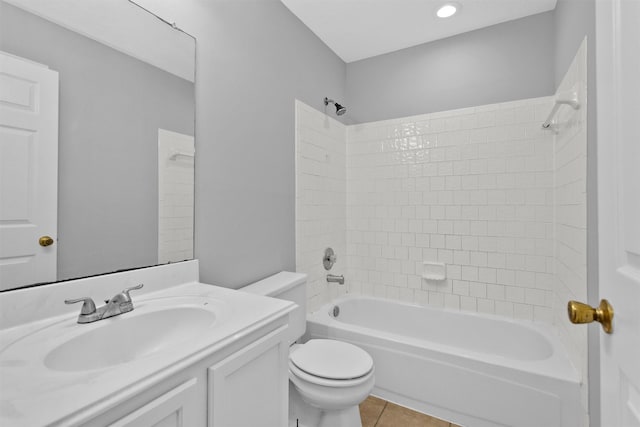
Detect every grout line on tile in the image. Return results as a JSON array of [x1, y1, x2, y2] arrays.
[[372, 400, 388, 427]]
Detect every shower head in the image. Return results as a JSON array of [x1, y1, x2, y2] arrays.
[[324, 97, 347, 116]]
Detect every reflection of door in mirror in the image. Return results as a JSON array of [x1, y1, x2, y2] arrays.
[[0, 52, 58, 290], [158, 129, 195, 264]]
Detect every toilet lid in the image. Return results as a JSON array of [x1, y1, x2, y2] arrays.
[[290, 339, 373, 380]]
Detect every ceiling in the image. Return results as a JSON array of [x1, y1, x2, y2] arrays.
[[280, 0, 558, 63]]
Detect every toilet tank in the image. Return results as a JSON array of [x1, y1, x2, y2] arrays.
[[240, 272, 307, 344]]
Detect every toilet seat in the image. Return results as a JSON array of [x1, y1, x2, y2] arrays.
[[289, 360, 374, 388], [290, 339, 374, 380]]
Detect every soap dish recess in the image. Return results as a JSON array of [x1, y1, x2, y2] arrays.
[[422, 262, 446, 281]]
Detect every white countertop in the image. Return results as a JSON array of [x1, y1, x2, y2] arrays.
[[0, 279, 294, 426]]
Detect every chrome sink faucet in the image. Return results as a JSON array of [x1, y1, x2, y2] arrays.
[[65, 284, 144, 324]]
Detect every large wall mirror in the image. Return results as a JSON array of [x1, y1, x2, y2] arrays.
[[0, 0, 196, 291]]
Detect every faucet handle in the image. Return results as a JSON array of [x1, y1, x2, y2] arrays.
[[121, 283, 144, 300], [323, 247, 337, 270], [65, 297, 97, 315]]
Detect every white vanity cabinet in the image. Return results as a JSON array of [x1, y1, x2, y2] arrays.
[[208, 325, 289, 427], [109, 378, 200, 427], [0, 263, 296, 427], [81, 323, 290, 427]]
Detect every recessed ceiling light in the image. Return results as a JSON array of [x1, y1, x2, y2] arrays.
[[437, 3, 459, 18]]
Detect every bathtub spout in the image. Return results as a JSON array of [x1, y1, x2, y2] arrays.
[[327, 274, 344, 285]]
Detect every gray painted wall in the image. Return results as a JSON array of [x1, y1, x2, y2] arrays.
[[554, 1, 599, 426], [148, 0, 346, 288], [0, 3, 194, 282], [345, 12, 556, 124]]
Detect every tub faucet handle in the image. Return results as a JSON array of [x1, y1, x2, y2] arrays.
[[323, 247, 337, 270]]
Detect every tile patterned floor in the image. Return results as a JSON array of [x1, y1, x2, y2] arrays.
[[359, 396, 462, 427]]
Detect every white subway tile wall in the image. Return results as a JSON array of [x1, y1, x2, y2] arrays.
[[551, 39, 589, 415], [158, 129, 195, 264], [346, 96, 556, 322], [295, 101, 348, 312], [295, 43, 587, 425]]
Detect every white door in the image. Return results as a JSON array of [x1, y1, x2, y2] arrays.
[[596, 1, 640, 426], [0, 51, 58, 290]]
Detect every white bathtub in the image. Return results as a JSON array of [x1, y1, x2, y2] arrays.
[[305, 296, 582, 427]]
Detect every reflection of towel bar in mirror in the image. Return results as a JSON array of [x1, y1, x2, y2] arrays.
[[169, 151, 195, 161], [542, 87, 580, 129]]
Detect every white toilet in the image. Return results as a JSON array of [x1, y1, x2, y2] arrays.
[[241, 272, 375, 427]]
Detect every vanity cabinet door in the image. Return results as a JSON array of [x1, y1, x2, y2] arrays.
[[208, 325, 289, 427], [109, 378, 199, 427]]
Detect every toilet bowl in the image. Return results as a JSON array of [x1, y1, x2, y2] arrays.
[[240, 272, 375, 427], [288, 339, 375, 427]]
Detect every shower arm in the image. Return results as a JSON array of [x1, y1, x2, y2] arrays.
[[323, 97, 346, 116]]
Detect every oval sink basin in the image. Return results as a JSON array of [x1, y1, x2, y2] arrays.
[[44, 306, 216, 372]]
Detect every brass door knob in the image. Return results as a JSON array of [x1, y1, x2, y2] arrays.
[[567, 299, 614, 334], [39, 236, 54, 247]]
